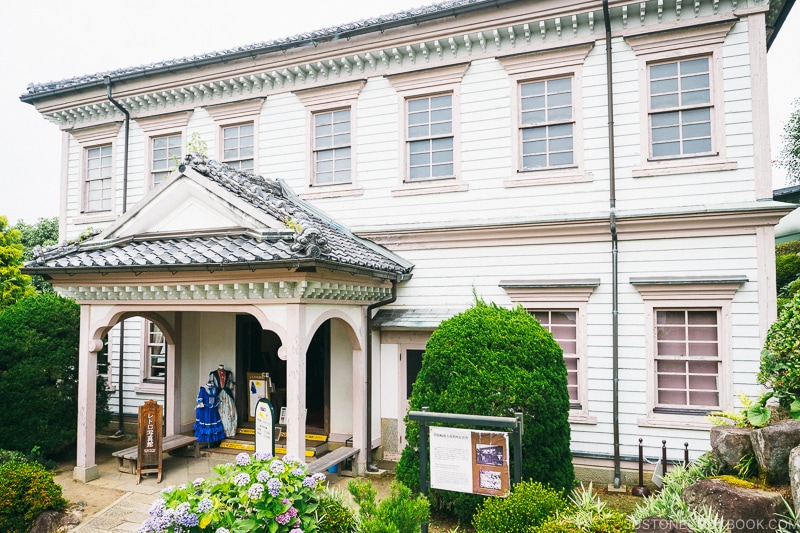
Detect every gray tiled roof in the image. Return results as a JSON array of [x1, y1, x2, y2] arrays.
[[21, 0, 498, 101], [27, 154, 414, 280]]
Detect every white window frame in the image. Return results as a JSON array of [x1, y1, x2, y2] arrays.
[[632, 276, 744, 429], [387, 63, 469, 196], [136, 111, 191, 190], [206, 99, 264, 174], [499, 42, 593, 188], [84, 145, 114, 213], [294, 81, 365, 199], [625, 19, 737, 178], [500, 278, 599, 424], [529, 309, 582, 409], [71, 123, 121, 221]]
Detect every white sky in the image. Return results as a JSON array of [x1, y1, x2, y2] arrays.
[[1, 1, 798, 226]]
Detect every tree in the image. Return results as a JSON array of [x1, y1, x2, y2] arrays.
[[778, 98, 800, 185], [0, 216, 35, 309], [13, 217, 58, 293], [0, 293, 112, 456], [395, 299, 574, 524]]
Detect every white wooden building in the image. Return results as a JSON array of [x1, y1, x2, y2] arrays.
[[21, 0, 795, 484]]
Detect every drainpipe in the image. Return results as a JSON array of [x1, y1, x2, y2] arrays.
[[365, 280, 398, 472], [105, 77, 130, 435], [602, 0, 621, 489]]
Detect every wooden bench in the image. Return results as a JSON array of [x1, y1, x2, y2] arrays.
[[112, 434, 200, 474], [307, 446, 359, 474]]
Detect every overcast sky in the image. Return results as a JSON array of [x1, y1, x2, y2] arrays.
[[1, 1, 798, 226]]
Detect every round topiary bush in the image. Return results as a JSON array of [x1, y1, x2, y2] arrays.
[[0, 460, 66, 533], [395, 299, 574, 524], [759, 289, 800, 407], [472, 480, 568, 533]]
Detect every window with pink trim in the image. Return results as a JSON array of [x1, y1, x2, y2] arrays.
[[654, 309, 720, 410], [531, 310, 580, 408]]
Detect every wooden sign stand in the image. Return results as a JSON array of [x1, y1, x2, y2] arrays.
[[137, 400, 163, 484]]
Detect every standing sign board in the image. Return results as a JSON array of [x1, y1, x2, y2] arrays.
[[137, 400, 163, 484], [429, 427, 510, 496], [254, 398, 276, 457], [247, 372, 271, 422]]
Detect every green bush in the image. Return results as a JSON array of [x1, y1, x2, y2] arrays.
[[0, 460, 66, 533], [348, 479, 429, 533], [318, 489, 357, 533], [0, 293, 111, 456], [776, 254, 800, 292], [777, 241, 800, 256], [472, 480, 568, 533], [396, 299, 574, 523], [760, 290, 800, 408]]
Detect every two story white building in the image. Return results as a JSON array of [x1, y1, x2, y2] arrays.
[[21, 0, 794, 484]]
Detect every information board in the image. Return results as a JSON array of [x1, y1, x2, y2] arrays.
[[137, 400, 163, 484], [254, 398, 276, 457], [429, 426, 510, 496]]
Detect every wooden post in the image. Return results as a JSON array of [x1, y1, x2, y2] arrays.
[[137, 400, 163, 484]]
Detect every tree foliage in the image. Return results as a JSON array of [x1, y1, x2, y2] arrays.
[[395, 299, 574, 524], [778, 98, 800, 185], [12, 217, 58, 293], [0, 216, 35, 308], [0, 293, 111, 456], [760, 289, 800, 408]]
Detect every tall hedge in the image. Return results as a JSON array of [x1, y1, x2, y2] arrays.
[[0, 293, 111, 456], [760, 289, 800, 407], [395, 299, 573, 523]]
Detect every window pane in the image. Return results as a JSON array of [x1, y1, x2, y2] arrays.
[[549, 151, 574, 166], [650, 62, 678, 79], [683, 138, 712, 154]]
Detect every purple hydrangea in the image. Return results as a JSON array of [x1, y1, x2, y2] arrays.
[[234, 472, 251, 486], [148, 497, 166, 516], [276, 511, 292, 525], [291, 467, 304, 477], [248, 483, 265, 500], [193, 477, 205, 485], [215, 529, 230, 533], [256, 470, 270, 483], [254, 451, 272, 461], [197, 498, 213, 513], [312, 472, 326, 483], [302, 476, 316, 488], [290, 528, 303, 533], [283, 453, 301, 464], [270, 460, 285, 474], [236, 452, 251, 466], [267, 477, 282, 497]]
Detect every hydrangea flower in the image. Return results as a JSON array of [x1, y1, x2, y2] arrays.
[[234, 472, 251, 486], [312, 472, 326, 483], [276, 511, 293, 525], [254, 451, 272, 461], [270, 460, 285, 474], [267, 477, 282, 497], [236, 452, 251, 466], [248, 482, 264, 500], [291, 467, 304, 477], [257, 470, 270, 483], [302, 476, 316, 488], [193, 477, 205, 485], [197, 498, 213, 513], [283, 454, 301, 464], [215, 529, 230, 533]]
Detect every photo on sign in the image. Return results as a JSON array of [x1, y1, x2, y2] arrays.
[[475, 444, 504, 466], [479, 469, 502, 490]]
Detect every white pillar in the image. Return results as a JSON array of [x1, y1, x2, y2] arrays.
[[74, 305, 99, 482], [352, 327, 367, 475], [284, 304, 307, 460]]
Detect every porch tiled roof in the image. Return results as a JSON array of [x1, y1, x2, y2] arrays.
[[27, 154, 413, 280]]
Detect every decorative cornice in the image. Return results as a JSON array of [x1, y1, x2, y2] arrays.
[[631, 275, 747, 299], [55, 280, 393, 303]]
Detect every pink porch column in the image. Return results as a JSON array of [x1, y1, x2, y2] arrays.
[[74, 305, 99, 482], [284, 304, 307, 461]]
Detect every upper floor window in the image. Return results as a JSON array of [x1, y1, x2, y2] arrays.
[[649, 58, 712, 159], [520, 77, 574, 169], [314, 109, 351, 185], [654, 309, 720, 410], [85, 145, 113, 212], [531, 310, 580, 408], [407, 94, 454, 181], [152, 133, 182, 186], [223, 123, 254, 171]]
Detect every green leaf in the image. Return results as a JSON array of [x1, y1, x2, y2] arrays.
[[747, 405, 771, 427], [790, 398, 800, 419]]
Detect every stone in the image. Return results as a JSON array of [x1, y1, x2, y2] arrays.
[[29, 510, 65, 533], [634, 516, 693, 532], [710, 425, 754, 471], [789, 445, 800, 516], [682, 478, 784, 533], [751, 419, 800, 485]]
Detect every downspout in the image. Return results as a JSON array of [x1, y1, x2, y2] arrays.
[[602, 0, 622, 489], [365, 280, 398, 472], [105, 77, 130, 435]]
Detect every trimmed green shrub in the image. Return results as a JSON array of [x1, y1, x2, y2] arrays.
[[760, 290, 800, 408], [348, 479, 429, 533], [396, 299, 574, 523], [776, 254, 800, 292], [777, 240, 800, 256], [318, 489, 357, 533], [0, 460, 66, 533], [0, 293, 111, 456], [472, 480, 569, 533]]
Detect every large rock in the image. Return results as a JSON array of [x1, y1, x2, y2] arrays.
[[790, 445, 800, 516], [682, 478, 784, 533], [634, 517, 693, 532], [710, 425, 754, 471], [751, 419, 800, 485]]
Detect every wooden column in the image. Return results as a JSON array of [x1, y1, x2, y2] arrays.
[[74, 305, 99, 482]]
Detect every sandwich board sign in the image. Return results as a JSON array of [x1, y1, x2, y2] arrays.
[[255, 398, 276, 457]]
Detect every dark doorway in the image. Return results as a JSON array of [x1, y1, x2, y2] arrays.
[[306, 321, 330, 434], [406, 349, 424, 400]]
